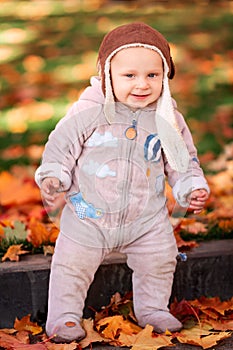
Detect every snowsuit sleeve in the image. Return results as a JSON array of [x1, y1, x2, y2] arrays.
[[35, 103, 101, 191], [164, 102, 210, 207]]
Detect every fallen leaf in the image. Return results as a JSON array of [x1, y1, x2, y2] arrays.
[[119, 324, 173, 349], [79, 318, 111, 348], [27, 218, 59, 247], [43, 245, 54, 256], [14, 315, 43, 335], [177, 325, 232, 349], [190, 296, 233, 316], [15, 330, 30, 344], [96, 315, 141, 340], [205, 318, 233, 331], [45, 341, 77, 349], [2, 244, 29, 262]]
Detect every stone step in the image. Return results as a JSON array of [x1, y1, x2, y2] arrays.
[[0, 239, 233, 328]]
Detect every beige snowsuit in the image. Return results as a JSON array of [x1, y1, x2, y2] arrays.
[[35, 76, 209, 340]]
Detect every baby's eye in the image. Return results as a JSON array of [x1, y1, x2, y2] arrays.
[[125, 74, 134, 78], [148, 73, 158, 78]]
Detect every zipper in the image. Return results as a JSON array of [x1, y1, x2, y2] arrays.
[[117, 110, 141, 245]]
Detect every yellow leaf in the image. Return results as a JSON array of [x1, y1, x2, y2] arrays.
[[119, 324, 173, 350], [96, 315, 141, 340], [79, 318, 111, 348]]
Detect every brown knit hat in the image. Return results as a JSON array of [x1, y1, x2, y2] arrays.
[[98, 22, 175, 94]]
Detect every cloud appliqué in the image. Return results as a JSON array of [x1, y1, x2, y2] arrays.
[[87, 131, 118, 147], [82, 159, 116, 178]]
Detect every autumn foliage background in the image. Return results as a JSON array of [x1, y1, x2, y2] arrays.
[[0, 1, 233, 349], [0, 0, 232, 260]]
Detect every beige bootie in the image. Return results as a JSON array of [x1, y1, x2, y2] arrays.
[[47, 320, 86, 343], [138, 311, 182, 333]]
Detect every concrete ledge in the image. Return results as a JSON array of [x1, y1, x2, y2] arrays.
[[1, 239, 233, 328]]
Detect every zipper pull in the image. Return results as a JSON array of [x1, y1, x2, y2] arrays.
[[125, 119, 137, 140]]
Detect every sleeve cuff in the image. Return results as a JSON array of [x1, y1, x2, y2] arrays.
[[35, 162, 72, 191], [172, 176, 210, 207]]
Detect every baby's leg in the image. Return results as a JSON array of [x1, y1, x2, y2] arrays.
[[123, 229, 182, 333], [46, 233, 104, 342]]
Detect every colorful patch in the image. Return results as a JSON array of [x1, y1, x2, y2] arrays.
[[70, 192, 103, 220], [144, 134, 161, 162]]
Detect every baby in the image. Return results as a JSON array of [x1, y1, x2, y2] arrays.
[[35, 22, 209, 342]]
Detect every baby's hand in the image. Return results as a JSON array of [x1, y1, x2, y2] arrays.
[[188, 189, 209, 214], [41, 177, 61, 207]]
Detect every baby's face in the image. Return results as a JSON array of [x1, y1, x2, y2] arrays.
[[110, 47, 163, 111]]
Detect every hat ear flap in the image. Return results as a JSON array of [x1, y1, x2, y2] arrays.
[[168, 56, 175, 79]]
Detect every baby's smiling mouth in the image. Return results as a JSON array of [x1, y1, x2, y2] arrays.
[[131, 94, 149, 99]]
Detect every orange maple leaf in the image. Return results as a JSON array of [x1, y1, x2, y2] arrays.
[[2, 244, 28, 262], [27, 218, 59, 247], [96, 315, 142, 340], [204, 318, 233, 331], [14, 315, 42, 335], [190, 296, 233, 316]]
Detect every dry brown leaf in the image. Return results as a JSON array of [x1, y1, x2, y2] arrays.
[[2, 244, 29, 262], [45, 341, 77, 350], [177, 325, 232, 349], [13, 344, 47, 350], [15, 330, 30, 344], [0, 330, 46, 349], [0, 330, 22, 349], [79, 318, 111, 348]]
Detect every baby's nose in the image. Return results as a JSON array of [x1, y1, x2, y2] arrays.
[[136, 77, 149, 88]]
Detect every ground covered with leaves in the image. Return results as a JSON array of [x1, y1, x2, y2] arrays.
[[1, 293, 233, 349]]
